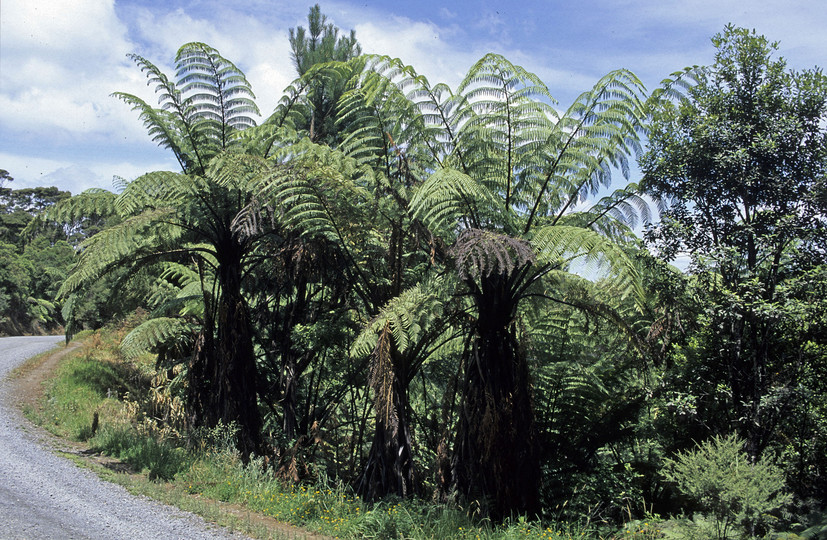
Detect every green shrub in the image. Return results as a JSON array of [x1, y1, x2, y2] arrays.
[[664, 433, 790, 539]]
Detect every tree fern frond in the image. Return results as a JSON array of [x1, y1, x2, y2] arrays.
[[43, 188, 117, 223], [115, 171, 196, 215], [254, 141, 374, 243], [174, 42, 260, 150], [207, 151, 271, 193], [409, 167, 500, 236], [647, 65, 704, 106], [530, 225, 642, 300], [451, 228, 535, 282], [351, 276, 447, 359], [120, 317, 196, 359], [111, 92, 191, 171], [522, 69, 647, 232], [58, 208, 182, 298]]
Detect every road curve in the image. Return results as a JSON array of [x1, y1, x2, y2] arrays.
[[0, 336, 245, 540]]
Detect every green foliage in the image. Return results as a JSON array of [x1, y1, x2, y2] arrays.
[[119, 316, 196, 360], [351, 276, 448, 360], [642, 26, 827, 512], [93, 425, 192, 480], [664, 434, 790, 538], [0, 180, 79, 334]]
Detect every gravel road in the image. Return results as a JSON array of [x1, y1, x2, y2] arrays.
[[0, 336, 246, 540]]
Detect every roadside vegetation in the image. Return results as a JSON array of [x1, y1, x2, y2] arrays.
[[29, 326, 596, 539], [27, 325, 825, 538], [5, 8, 827, 540]]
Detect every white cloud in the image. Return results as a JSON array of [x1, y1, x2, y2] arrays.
[[0, 0, 153, 142], [0, 0, 300, 195], [616, 0, 827, 69], [345, 9, 600, 100], [0, 151, 177, 194], [439, 8, 457, 20], [1, 0, 129, 62], [354, 17, 485, 89]]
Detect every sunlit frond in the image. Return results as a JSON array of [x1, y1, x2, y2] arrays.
[[530, 224, 642, 300], [120, 317, 197, 360]]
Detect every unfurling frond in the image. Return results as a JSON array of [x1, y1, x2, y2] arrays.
[[452, 228, 535, 282]]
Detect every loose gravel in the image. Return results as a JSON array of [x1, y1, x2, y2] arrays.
[[0, 336, 247, 540]]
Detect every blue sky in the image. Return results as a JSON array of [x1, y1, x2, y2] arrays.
[[2, 0, 826, 195]]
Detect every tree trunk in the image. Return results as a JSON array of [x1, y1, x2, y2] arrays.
[[357, 369, 417, 499], [281, 354, 299, 440], [216, 268, 263, 459], [188, 246, 263, 460], [449, 273, 540, 519]]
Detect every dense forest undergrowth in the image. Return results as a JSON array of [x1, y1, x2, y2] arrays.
[[4, 10, 827, 539]]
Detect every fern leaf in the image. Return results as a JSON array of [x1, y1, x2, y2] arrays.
[[120, 317, 196, 359]]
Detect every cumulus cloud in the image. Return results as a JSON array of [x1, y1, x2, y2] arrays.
[[0, 0, 156, 147], [0, 0, 299, 190], [3, 0, 826, 198]]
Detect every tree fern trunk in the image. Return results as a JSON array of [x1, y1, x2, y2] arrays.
[[450, 273, 540, 519], [357, 333, 417, 500], [188, 244, 263, 460], [357, 373, 417, 499], [216, 264, 263, 459]]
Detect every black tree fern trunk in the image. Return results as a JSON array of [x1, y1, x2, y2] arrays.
[[450, 272, 541, 519], [357, 370, 417, 500], [188, 242, 263, 460]]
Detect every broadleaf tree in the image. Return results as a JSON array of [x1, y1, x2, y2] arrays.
[[641, 25, 827, 484]]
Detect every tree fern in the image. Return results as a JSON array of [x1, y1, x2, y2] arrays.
[[175, 42, 260, 149], [120, 316, 196, 360]]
